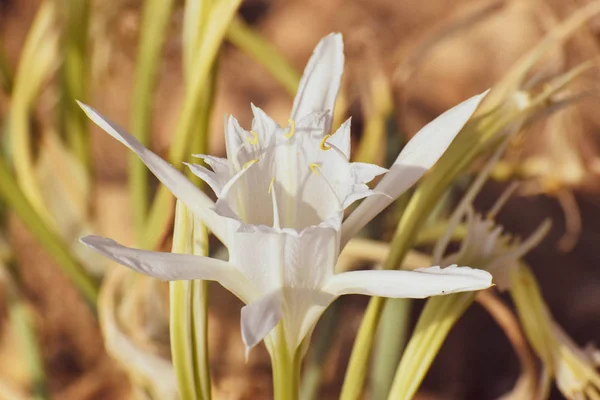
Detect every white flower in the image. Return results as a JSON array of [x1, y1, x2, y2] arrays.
[[78, 33, 492, 355]]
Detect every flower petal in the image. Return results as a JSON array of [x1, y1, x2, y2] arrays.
[[326, 118, 351, 159], [341, 91, 488, 244], [188, 154, 231, 196], [251, 103, 280, 143], [77, 102, 229, 244], [80, 235, 253, 300], [291, 33, 344, 133], [323, 265, 492, 299], [241, 291, 283, 357], [184, 162, 225, 197]]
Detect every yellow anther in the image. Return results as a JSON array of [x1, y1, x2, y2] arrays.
[[320, 134, 332, 150], [243, 159, 258, 169], [309, 163, 321, 176], [248, 130, 259, 145], [268, 177, 275, 194], [284, 119, 296, 139]]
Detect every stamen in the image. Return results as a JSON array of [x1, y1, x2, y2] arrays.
[[243, 159, 258, 169], [284, 119, 296, 139], [248, 130, 259, 145], [320, 134, 332, 150], [268, 177, 275, 194], [270, 179, 281, 229], [309, 163, 321, 176]]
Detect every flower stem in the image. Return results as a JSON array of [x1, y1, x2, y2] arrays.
[[340, 111, 512, 400], [370, 298, 410, 400], [271, 326, 301, 400], [60, 0, 91, 173], [143, 0, 242, 250], [300, 302, 340, 400], [170, 201, 212, 400], [386, 292, 475, 400], [130, 0, 176, 245]]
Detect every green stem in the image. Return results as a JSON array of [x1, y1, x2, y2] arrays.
[[370, 298, 410, 400], [191, 279, 211, 399], [386, 293, 475, 400], [170, 280, 197, 400], [130, 0, 176, 245], [226, 18, 300, 96], [272, 327, 301, 400], [143, 0, 242, 249], [170, 202, 212, 400], [60, 0, 91, 172], [299, 302, 340, 400], [340, 111, 512, 400], [186, 64, 217, 187], [0, 156, 98, 305]]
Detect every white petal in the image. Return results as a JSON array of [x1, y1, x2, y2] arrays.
[[225, 115, 258, 170], [326, 118, 352, 159], [77, 102, 229, 245], [341, 91, 488, 244], [190, 154, 231, 195], [291, 33, 344, 133], [323, 265, 492, 298], [80, 235, 253, 300], [241, 291, 283, 357], [184, 162, 224, 196], [214, 158, 275, 226], [227, 219, 340, 352], [251, 103, 280, 143]]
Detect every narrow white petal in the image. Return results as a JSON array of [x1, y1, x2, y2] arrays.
[[327, 118, 351, 159], [323, 265, 492, 299], [190, 154, 231, 194], [241, 291, 283, 357], [392, 90, 488, 174], [251, 103, 280, 142], [184, 162, 224, 196], [291, 33, 344, 133], [341, 91, 488, 244], [80, 235, 253, 300], [77, 102, 228, 245]]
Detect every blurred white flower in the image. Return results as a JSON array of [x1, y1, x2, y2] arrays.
[[432, 143, 550, 289], [78, 33, 492, 355]]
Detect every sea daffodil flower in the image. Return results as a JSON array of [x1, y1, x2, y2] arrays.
[[79, 33, 492, 355]]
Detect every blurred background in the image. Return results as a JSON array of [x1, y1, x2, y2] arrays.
[[0, 0, 600, 399]]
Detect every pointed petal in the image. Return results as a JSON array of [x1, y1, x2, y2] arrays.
[[80, 235, 253, 300], [327, 118, 352, 159], [192, 154, 231, 182], [241, 291, 283, 356], [341, 91, 488, 244], [323, 265, 492, 299], [184, 162, 225, 197], [77, 102, 229, 245], [291, 33, 344, 133], [251, 103, 280, 142]]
